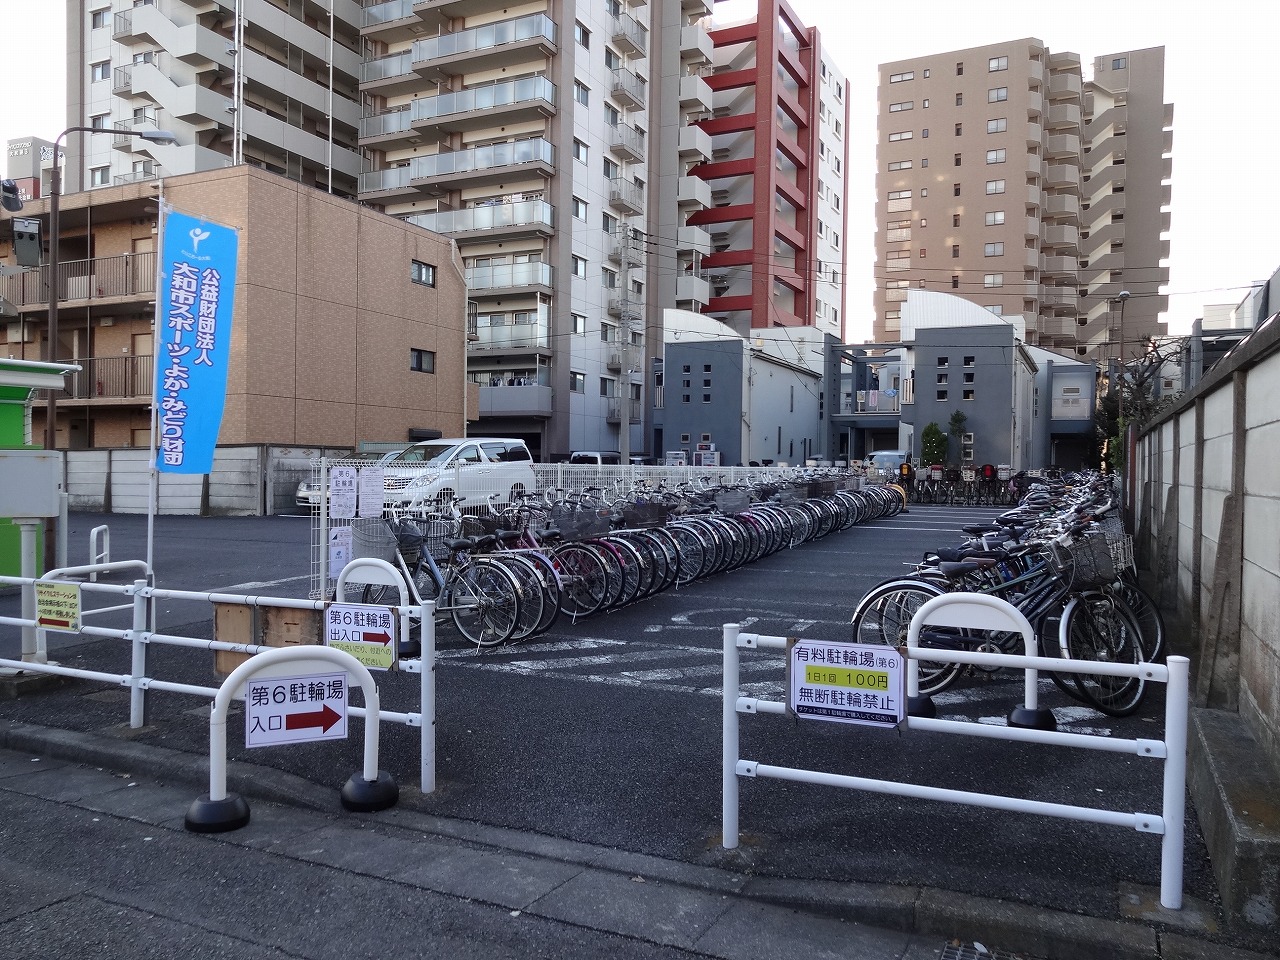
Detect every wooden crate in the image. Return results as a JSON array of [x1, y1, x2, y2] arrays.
[[213, 602, 324, 678]]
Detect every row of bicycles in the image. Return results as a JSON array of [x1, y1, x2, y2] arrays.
[[347, 470, 907, 650], [899, 466, 1097, 507], [849, 474, 1163, 717]]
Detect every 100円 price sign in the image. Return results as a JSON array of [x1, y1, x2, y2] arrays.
[[787, 639, 905, 728]]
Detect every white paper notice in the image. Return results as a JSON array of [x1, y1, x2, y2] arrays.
[[329, 466, 358, 519], [359, 466, 386, 518]]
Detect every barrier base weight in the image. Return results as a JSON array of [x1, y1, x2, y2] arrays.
[[341, 770, 398, 812], [185, 793, 251, 833]]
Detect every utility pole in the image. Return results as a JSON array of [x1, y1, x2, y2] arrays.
[[618, 223, 631, 465]]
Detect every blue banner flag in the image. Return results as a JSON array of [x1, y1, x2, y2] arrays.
[[153, 210, 239, 474]]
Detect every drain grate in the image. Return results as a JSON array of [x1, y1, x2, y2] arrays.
[[940, 943, 1044, 960]]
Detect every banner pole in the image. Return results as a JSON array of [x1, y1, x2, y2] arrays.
[[147, 182, 167, 586]]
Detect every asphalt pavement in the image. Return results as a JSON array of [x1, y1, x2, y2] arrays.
[[2, 509, 1277, 960]]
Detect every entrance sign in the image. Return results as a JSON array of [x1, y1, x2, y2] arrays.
[[787, 639, 905, 728], [325, 602, 396, 671], [245, 671, 348, 747], [154, 209, 239, 474], [35, 580, 81, 631]]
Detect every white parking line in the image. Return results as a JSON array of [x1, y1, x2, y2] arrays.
[[212, 574, 312, 591]]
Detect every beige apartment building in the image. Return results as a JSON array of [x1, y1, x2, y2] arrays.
[[0, 164, 468, 449], [873, 40, 1171, 361]]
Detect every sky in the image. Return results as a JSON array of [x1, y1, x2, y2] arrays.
[[4, 1, 1278, 341]]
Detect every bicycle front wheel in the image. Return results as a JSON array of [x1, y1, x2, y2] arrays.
[[850, 578, 961, 695], [1061, 591, 1146, 717], [445, 558, 522, 647]]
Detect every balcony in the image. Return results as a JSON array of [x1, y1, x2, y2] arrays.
[[840, 391, 901, 416], [1026, 122, 1043, 146], [677, 177, 711, 210], [470, 317, 550, 352], [387, 137, 555, 194], [112, 115, 166, 151], [361, 51, 417, 94], [465, 261, 554, 295], [609, 178, 644, 215], [1044, 163, 1078, 189], [1040, 287, 1078, 311], [1, 252, 157, 309], [610, 13, 648, 58], [114, 167, 162, 186], [682, 0, 713, 15], [679, 74, 713, 113], [607, 296, 642, 321], [405, 200, 555, 242], [478, 383, 553, 419], [676, 275, 711, 306], [1040, 254, 1076, 277], [1027, 59, 1044, 88], [678, 125, 712, 162], [1044, 193, 1080, 220], [681, 23, 713, 66], [1024, 215, 1040, 239], [412, 14, 557, 78], [363, 0, 417, 33], [609, 121, 645, 161], [676, 225, 711, 255], [611, 68, 646, 109], [1047, 103, 1081, 130], [62, 355, 155, 402], [606, 397, 643, 424], [605, 230, 642, 265], [1043, 224, 1079, 250], [1046, 133, 1080, 159], [1048, 72, 1082, 101], [360, 107, 413, 144], [1026, 154, 1042, 178], [411, 76, 557, 132]]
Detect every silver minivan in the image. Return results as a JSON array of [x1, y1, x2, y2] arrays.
[[383, 438, 536, 507]]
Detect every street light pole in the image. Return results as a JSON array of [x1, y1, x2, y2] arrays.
[[1107, 289, 1131, 398], [43, 125, 179, 452]]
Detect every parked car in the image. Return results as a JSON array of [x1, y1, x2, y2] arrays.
[[295, 449, 403, 509], [382, 438, 535, 507], [569, 451, 623, 465], [864, 449, 913, 478]]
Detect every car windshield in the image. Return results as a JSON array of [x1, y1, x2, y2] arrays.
[[871, 454, 904, 469], [393, 443, 457, 466]]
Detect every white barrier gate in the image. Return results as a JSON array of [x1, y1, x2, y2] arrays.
[[722, 593, 1190, 910]]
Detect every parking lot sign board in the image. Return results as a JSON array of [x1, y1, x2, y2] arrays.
[[35, 581, 81, 632], [787, 639, 905, 728], [245, 671, 348, 748], [325, 602, 396, 671]]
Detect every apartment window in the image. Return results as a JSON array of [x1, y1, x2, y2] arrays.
[[985, 210, 1006, 226], [984, 242, 1004, 256], [886, 250, 910, 269], [956, 62, 964, 75], [572, 197, 587, 220], [888, 189, 912, 200], [986, 305, 1003, 315], [601, 322, 616, 343], [963, 389, 975, 401], [951, 275, 960, 289], [600, 378, 614, 397], [604, 104, 620, 127], [889, 101, 913, 112], [954, 153, 962, 166], [986, 148, 1006, 164], [964, 356, 975, 367], [937, 373, 949, 384], [937, 356, 949, 367], [91, 8, 109, 28], [1112, 57, 1127, 70], [90, 60, 111, 82], [951, 244, 960, 258], [983, 273, 1004, 287], [922, 98, 930, 108], [955, 123, 962, 136], [953, 183, 961, 196], [572, 255, 587, 278], [601, 266, 617, 287], [90, 113, 109, 129], [919, 248, 927, 258], [571, 313, 586, 335], [953, 214, 961, 227], [921, 158, 928, 167], [964, 372, 976, 384], [889, 71, 914, 83], [703, 394, 712, 403], [986, 179, 1006, 194], [989, 56, 1008, 72], [922, 127, 929, 138], [603, 157, 620, 179], [569, 372, 585, 393], [89, 166, 110, 186], [1112, 212, 1125, 222], [887, 160, 912, 171], [410, 349, 436, 373], [923, 68, 930, 78], [573, 139, 588, 163], [937, 390, 949, 401], [988, 118, 1007, 134], [988, 86, 1008, 102], [921, 188, 928, 196], [920, 218, 927, 226], [575, 22, 589, 46], [888, 130, 913, 142], [574, 81, 589, 106], [410, 260, 436, 286], [955, 93, 964, 106], [602, 213, 618, 236]]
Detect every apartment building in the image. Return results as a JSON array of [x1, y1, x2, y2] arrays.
[[50, 0, 848, 460], [873, 40, 1171, 360]]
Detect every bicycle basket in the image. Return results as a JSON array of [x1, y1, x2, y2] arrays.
[[714, 490, 751, 515], [1068, 534, 1117, 588], [1105, 530, 1135, 573], [419, 517, 460, 561], [554, 506, 613, 540], [961, 466, 976, 482], [806, 479, 839, 499], [350, 518, 398, 564], [621, 501, 672, 529]]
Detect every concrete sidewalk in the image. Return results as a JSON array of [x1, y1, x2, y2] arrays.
[[1, 720, 1272, 960]]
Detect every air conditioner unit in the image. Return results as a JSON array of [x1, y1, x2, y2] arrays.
[[100, 317, 115, 326]]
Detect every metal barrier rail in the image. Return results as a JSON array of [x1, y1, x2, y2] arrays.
[[0, 575, 437, 793], [722, 618, 1190, 910]]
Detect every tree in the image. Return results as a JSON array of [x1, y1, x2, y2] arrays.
[[1104, 338, 1185, 471], [921, 422, 948, 466], [947, 410, 968, 465]]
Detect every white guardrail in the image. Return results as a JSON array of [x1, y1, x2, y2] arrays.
[[0, 568, 438, 794], [722, 593, 1190, 910]]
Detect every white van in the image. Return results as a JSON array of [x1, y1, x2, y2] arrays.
[[569, 451, 623, 466], [383, 438, 535, 507]]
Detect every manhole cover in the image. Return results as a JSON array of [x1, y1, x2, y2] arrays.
[[940, 943, 1043, 960]]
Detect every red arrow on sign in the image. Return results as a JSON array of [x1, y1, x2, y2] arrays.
[[285, 704, 342, 733], [362, 630, 392, 646]]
